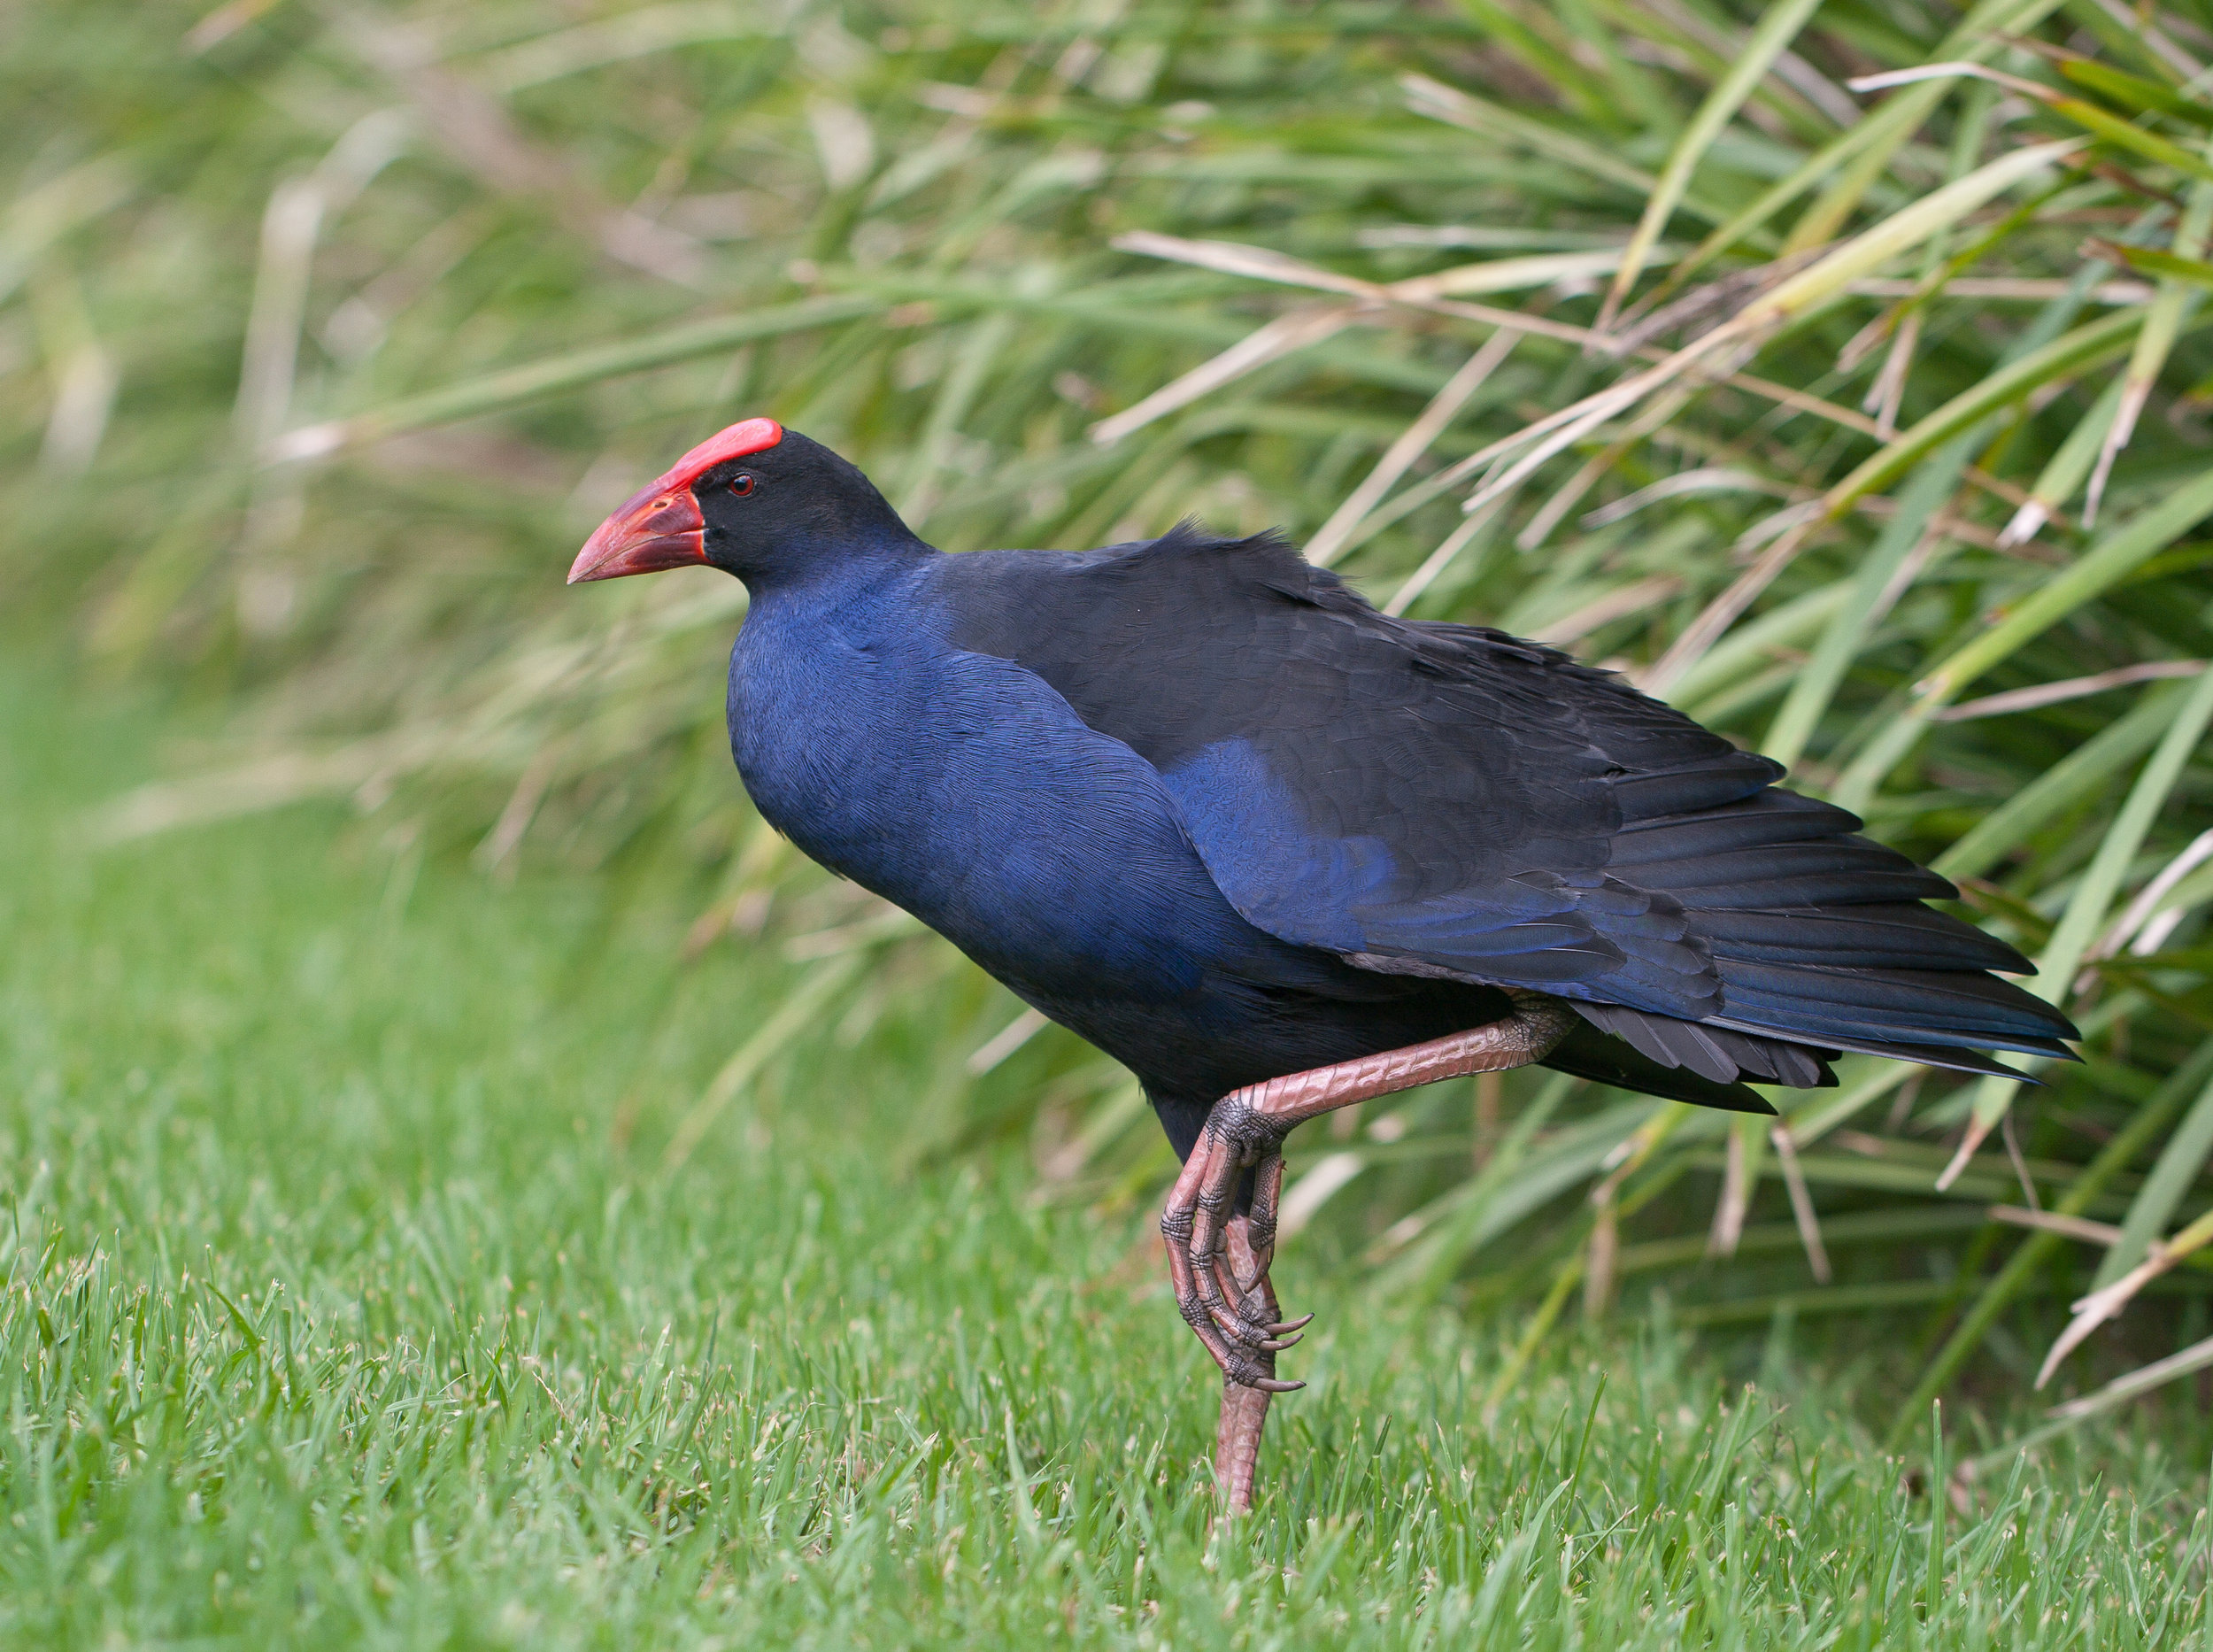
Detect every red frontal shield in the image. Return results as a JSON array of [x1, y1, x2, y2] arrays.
[[568, 418, 783, 583]]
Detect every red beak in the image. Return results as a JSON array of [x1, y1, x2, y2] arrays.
[[568, 418, 783, 586], [567, 482, 708, 583]]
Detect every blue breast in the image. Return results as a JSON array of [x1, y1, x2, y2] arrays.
[[725, 573, 1272, 1009]]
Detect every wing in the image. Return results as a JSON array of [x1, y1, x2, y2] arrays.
[[933, 526, 2076, 1084]]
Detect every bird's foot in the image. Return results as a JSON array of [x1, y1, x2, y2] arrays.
[[1160, 994, 1579, 1511], [1161, 1104, 1309, 1393]]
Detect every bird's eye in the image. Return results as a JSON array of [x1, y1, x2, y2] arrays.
[[728, 474, 757, 498]]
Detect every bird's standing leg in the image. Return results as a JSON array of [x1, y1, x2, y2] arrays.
[[1212, 1216, 1281, 1510], [1160, 989, 1577, 1512]]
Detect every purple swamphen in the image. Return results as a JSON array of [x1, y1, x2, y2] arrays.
[[569, 418, 2077, 1510]]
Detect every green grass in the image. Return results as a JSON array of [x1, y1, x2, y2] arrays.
[[8, 678, 2213, 1648]]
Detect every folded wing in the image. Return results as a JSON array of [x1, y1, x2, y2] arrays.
[[937, 526, 2076, 1087]]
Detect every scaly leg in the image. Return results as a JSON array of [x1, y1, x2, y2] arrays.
[[1161, 990, 1576, 1512], [1213, 1216, 1281, 1510]]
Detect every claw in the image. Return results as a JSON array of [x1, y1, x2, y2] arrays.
[[1239, 1289, 1306, 1347]]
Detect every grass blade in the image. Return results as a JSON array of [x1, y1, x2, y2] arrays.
[[1932, 682, 2184, 879], [1886, 1034, 2213, 1448], [1917, 466, 2213, 704], [1945, 660, 2213, 1175], [1597, 0, 1825, 334], [1306, 327, 1522, 567], [2092, 1064, 2213, 1290], [1761, 436, 1977, 769], [270, 293, 887, 460]]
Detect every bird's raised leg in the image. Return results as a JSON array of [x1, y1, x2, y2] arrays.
[[1161, 989, 1577, 1512]]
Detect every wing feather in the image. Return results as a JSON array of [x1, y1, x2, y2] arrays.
[[934, 526, 2077, 1085]]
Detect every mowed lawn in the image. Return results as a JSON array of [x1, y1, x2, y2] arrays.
[[4, 668, 2213, 1650]]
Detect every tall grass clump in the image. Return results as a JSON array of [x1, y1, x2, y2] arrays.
[[13, 0, 2213, 1454]]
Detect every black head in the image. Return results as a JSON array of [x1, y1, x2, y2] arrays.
[[568, 421, 922, 589]]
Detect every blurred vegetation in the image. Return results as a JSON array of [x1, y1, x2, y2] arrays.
[[15, 0, 2213, 1460]]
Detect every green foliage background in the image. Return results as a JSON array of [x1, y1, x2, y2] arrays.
[[15, 0, 2213, 1454]]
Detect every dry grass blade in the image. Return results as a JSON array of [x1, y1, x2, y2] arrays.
[[2037, 1206, 2213, 1386], [1106, 229, 1383, 301], [2092, 826, 2213, 961], [472, 3, 774, 93], [1381, 505, 1499, 617], [1578, 467, 1791, 529], [1932, 660, 2205, 722], [2001, 372, 2124, 546], [1988, 1206, 2124, 1246], [1640, 517, 1817, 696], [1306, 328, 1521, 567], [2084, 182, 2213, 524], [2047, 1332, 2213, 1421], [1769, 1124, 1831, 1284], [1400, 72, 1661, 200], [1088, 302, 1367, 446], [1106, 228, 1605, 348]]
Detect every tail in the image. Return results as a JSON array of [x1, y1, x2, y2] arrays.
[[1543, 1016, 1779, 1114], [1556, 768, 2078, 1094]]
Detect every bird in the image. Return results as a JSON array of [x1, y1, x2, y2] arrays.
[[568, 417, 2078, 1511]]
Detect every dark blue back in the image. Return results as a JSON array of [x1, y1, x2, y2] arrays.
[[725, 557, 1492, 1132]]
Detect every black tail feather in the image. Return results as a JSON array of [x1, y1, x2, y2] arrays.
[[1543, 1018, 1778, 1114]]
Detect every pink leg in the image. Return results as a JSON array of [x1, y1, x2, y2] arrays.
[[1161, 990, 1576, 1512], [1213, 1216, 1281, 1511]]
